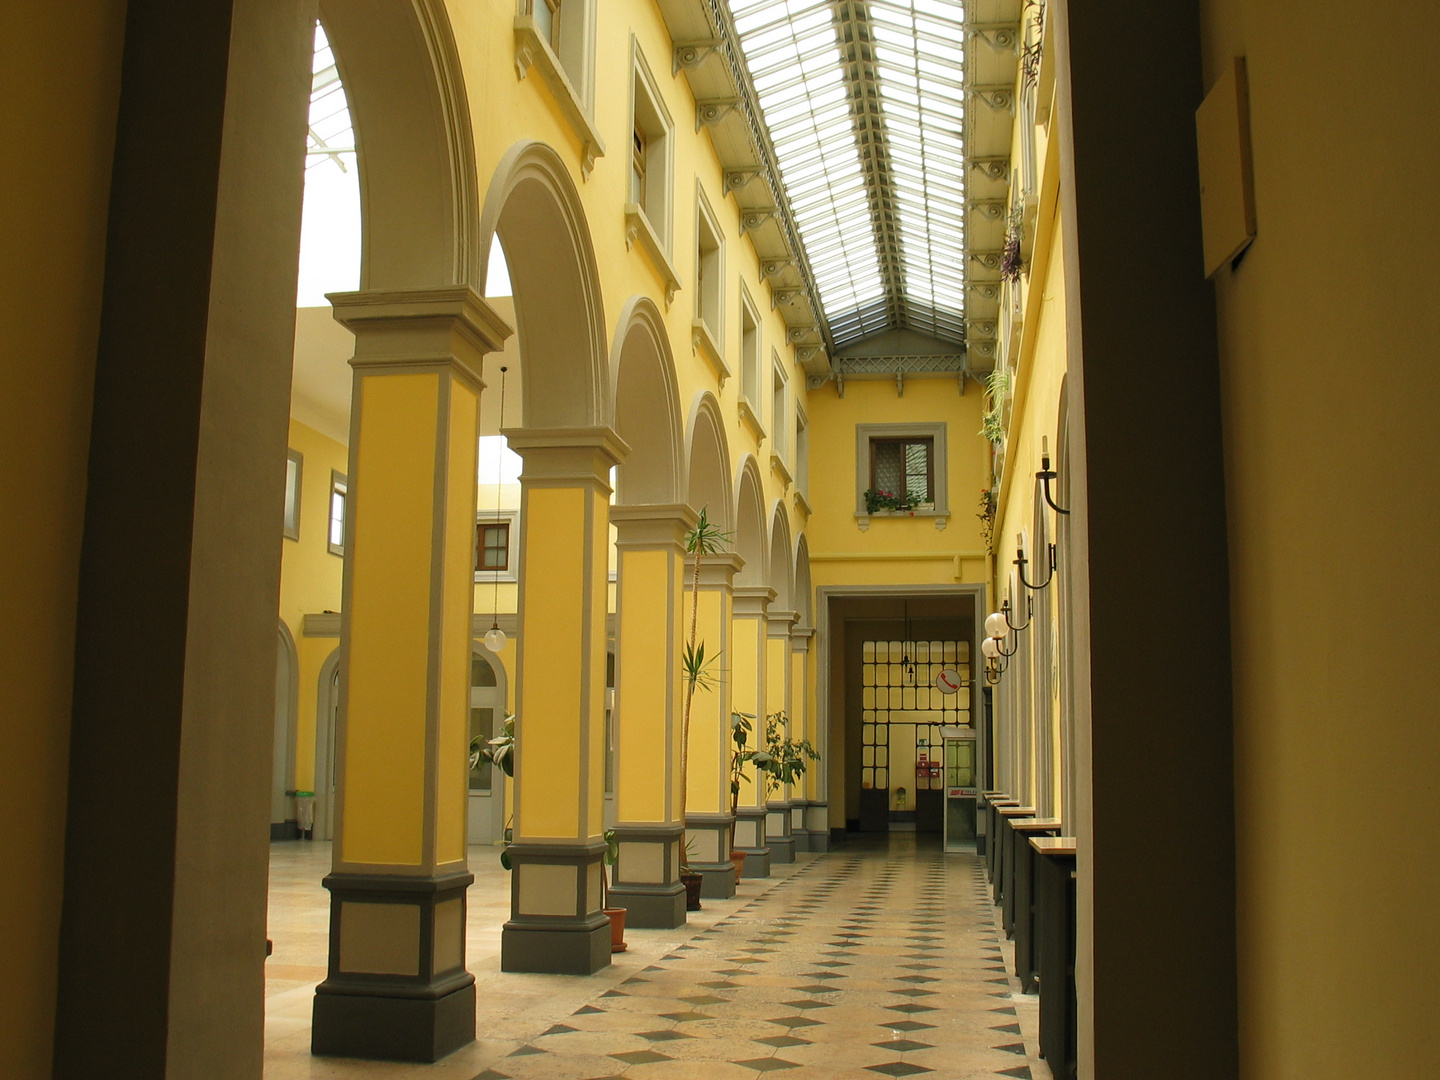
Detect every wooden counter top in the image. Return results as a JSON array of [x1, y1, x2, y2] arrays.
[[1011, 817, 1063, 831], [996, 805, 1038, 816], [1030, 836, 1077, 856]]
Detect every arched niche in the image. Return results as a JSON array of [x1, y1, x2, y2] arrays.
[[481, 141, 608, 429], [794, 534, 813, 630], [768, 502, 794, 611], [733, 456, 768, 588], [320, 0, 479, 289], [611, 297, 683, 505], [685, 391, 733, 531]]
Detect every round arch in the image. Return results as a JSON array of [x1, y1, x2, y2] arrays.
[[611, 296, 683, 505], [768, 501, 794, 610], [794, 534, 813, 629], [480, 141, 608, 428], [321, 0, 480, 289], [733, 456, 768, 587], [685, 391, 733, 530]]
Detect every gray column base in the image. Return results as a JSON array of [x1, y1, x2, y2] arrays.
[[607, 882, 686, 929], [768, 835, 796, 864], [501, 917, 611, 975], [312, 980, 475, 1063], [809, 830, 831, 852], [792, 827, 811, 853], [741, 848, 771, 878], [690, 861, 737, 898], [312, 869, 476, 1061]]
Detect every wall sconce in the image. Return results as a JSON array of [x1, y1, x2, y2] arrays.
[[1037, 435, 1070, 515], [1015, 533, 1057, 591], [981, 635, 1008, 683]]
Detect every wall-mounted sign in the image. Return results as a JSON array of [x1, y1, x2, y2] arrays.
[[935, 668, 964, 694]]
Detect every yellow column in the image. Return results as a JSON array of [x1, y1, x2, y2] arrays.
[[731, 585, 774, 876], [501, 427, 627, 975], [314, 287, 510, 1063], [791, 627, 819, 850], [685, 553, 741, 897], [608, 504, 694, 928], [765, 609, 797, 864]]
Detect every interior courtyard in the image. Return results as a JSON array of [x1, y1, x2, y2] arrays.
[[3, 0, 1437, 1078]]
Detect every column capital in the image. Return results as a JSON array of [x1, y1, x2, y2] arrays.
[[767, 609, 798, 637], [733, 585, 776, 616], [503, 426, 629, 485], [611, 502, 697, 549], [697, 552, 744, 588], [329, 285, 513, 388], [791, 626, 814, 650]]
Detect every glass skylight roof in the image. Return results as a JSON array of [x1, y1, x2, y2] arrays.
[[729, 0, 968, 348]]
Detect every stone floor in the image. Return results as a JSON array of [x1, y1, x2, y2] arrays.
[[265, 836, 1051, 1079]]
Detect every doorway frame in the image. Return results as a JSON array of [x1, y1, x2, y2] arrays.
[[815, 583, 989, 843]]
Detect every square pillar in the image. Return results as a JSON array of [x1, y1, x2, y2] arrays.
[[765, 609, 797, 864], [313, 286, 511, 1063], [731, 586, 774, 877], [685, 553, 742, 898], [608, 504, 695, 928], [790, 627, 814, 852], [501, 427, 627, 974]]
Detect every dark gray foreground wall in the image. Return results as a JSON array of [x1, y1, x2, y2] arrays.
[[53, 1, 314, 1077], [1055, 1, 1239, 1077]]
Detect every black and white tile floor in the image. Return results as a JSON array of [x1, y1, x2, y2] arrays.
[[264, 838, 1048, 1079], [475, 842, 1045, 1080]]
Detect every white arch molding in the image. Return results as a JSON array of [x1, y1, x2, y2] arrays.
[[685, 390, 733, 532], [733, 455, 768, 588], [767, 501, 794, 611], [611, 296, 684, 505], [481, 140, 609, 428]]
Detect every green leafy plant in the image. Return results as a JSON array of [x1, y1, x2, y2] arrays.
[[471, 714, 515, 777], [759, 710, 820, 799], [601, 827, 620, 907], [863, 487, 925, 514], [977, 487, 998, 552], [980, 368, 1010, 445], [729, 709, 819, 813], [679, 507, 731, 854]]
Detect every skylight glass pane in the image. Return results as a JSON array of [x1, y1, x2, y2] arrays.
[[730, 0, 969, 348]]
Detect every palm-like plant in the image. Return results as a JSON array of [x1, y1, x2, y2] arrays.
[[679, 507, 731, 860]]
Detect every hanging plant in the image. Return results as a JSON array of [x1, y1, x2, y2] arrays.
[[977, 488, 998, 552], [979, 367, 1011, 445], [1020, 0, 1045, 90]]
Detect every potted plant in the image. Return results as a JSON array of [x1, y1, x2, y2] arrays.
[[679, 507, 731, 893], [758, 710, 820, 809], [679, 838, 704, 911], [600, 828, 626, 952]]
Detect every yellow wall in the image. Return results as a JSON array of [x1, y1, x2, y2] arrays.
[[805, 377, 990, 588], [0, 5, 125, 1076], [1198, 2, 1440, 1075], [279, 418, 348, 789]]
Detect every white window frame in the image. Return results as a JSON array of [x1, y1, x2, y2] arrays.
[[794, 403, 811, 507], [283, 448, 303, 541], [327, 470, 348, 556], [513, 0, 604, 176], [474, 508, 521, 584], [853, 422, 949, 529], [623, 39, 679, 303], [737, 284, 764, 440], [691, 185, 728, 385], [769, 350, 791, 485]]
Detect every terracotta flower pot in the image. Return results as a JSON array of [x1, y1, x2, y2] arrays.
[[604, 907, 627, 953], [730, 850, 748, 881], [681, 871, 704, 911]]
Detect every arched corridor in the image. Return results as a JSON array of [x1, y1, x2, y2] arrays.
[[266, 840, 1050, 1079]]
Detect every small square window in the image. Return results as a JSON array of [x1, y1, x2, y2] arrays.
[[327, 471, 347, 556], [871, 437, 934, 503], [477, 522, 510, 572]]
